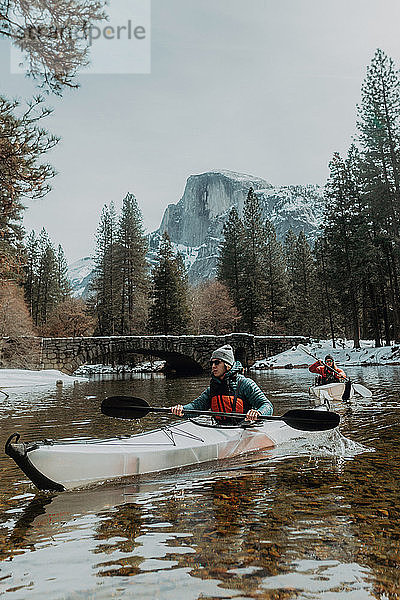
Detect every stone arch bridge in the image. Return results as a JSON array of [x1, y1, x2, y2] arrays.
[[40, 334, 309, 375]]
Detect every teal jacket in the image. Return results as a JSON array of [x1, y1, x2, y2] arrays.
[[183, 361, 273, 416]]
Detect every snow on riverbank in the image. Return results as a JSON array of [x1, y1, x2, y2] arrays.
[[0, 369, 87, 389], [74, 361, 166, 375], [252, 339, 400, 369]]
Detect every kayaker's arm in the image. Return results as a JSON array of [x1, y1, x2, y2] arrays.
[[334, 366, 347, 379], [240, 377, 273, 416], [309, 360, 324, 375], [182, 388, 212, 413], [171, 388, 212, 416]]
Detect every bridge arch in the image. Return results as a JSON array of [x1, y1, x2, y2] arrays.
[[69, 345, 204, 375], [40, 334, 310, 375]]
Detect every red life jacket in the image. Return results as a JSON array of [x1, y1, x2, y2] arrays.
[[317, 366, 341, 385], [210, 375, 247, 422]]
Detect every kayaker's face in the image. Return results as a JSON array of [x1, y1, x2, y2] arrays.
[[210, 359, 229, 378]]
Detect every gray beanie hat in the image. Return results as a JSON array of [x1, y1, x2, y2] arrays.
[[211, 344, 235, 366]]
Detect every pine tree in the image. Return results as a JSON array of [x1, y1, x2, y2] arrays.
[[323, 151, 368, 346], [33, 229, 64, 327], [24, 231, 40, 315], [56, 245, 71, 300], [1, 1, 106, 94], [0, 96, 58, 278], [357, 49, 400, 341], [284, 229, 298, 333], [313, 237, 339, 344], [239, 188, 266, 333], [90, 203, 118, 335], [148, 233, 191, 335], [116, 193, 149, 334], [358, 49, 400, 238], [23, 229, 71, 329], [291, 232, 319, 337], [262, 219, 288, 330], [217, 206, 245, 314]]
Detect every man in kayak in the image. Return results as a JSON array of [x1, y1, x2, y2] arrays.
[[309, 354, 346, 386], [171, 344, 273, 423]]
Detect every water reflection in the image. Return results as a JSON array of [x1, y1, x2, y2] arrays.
[[1, 367, 400, 598]]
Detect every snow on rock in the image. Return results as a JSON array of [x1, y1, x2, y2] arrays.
[[74, 361, 166, 375], [0, 369, 88, 389], [148, 170, 325, 285], [70, 170, 326, 293], [68, 256, 95, 298], [251, 339, 400, 369]]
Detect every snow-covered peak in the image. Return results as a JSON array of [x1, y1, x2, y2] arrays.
[[195, 169, 273, 186], [68, 256, 95, 297], [70, 170, 327, 294], [68, 256, 94, 280]]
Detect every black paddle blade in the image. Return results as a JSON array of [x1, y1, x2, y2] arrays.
[[101, 396, 150, 419], [283, 409, 340, 431], [342, 380, 352, 401]]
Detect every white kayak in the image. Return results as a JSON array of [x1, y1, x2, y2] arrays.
[[309, 381, 372, 403], [309, 382, 354, 402], [5, 412, 332, 492]]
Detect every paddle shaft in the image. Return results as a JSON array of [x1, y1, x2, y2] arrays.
[[101, 396, 340, 431], [142, 405, 293, 421]]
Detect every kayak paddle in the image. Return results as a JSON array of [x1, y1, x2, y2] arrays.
[[101, 396, 340, 432], [298, 345, 372, 399], [351, 383, 372, 398]]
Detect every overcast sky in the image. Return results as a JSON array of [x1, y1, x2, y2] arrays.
[[2, 0, 400, 263]]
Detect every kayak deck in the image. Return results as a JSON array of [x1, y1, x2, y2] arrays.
[[5, 415, 325, 492]]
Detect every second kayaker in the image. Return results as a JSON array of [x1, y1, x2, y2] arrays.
[[309, 354, 346, 386], [171, 344, 273, 423]]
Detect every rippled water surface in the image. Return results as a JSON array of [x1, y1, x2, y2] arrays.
[[1, 366, 400, 599]]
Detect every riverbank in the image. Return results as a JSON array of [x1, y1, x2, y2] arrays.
[[252, 339, 400, 369], [0, 369, 87, 391]]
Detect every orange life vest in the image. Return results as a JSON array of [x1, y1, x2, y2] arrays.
[[210, 375, 247, 422]]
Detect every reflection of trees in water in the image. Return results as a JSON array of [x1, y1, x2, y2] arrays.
[[93, 502, 144, 577], [0, 493, 56, 561], [142, 461, 387, 598], [141, 474, 299, 599], [2, 425, 400, 597], [343, 444, 400, 600], [267, 447, 400, 599]]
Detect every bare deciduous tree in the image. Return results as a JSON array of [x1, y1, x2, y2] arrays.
[[1, 0, 107, 94], [191, 280, 240, 335], [0, 280, 35, 336], [0, 281, 40, 368], [44, 297, 95, 337]]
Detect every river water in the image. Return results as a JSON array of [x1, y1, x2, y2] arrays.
[[1, 366, 400, 599]]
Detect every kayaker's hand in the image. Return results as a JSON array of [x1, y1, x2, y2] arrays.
[[245, 409, 260, 422], [171, 404, 184, 416]]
